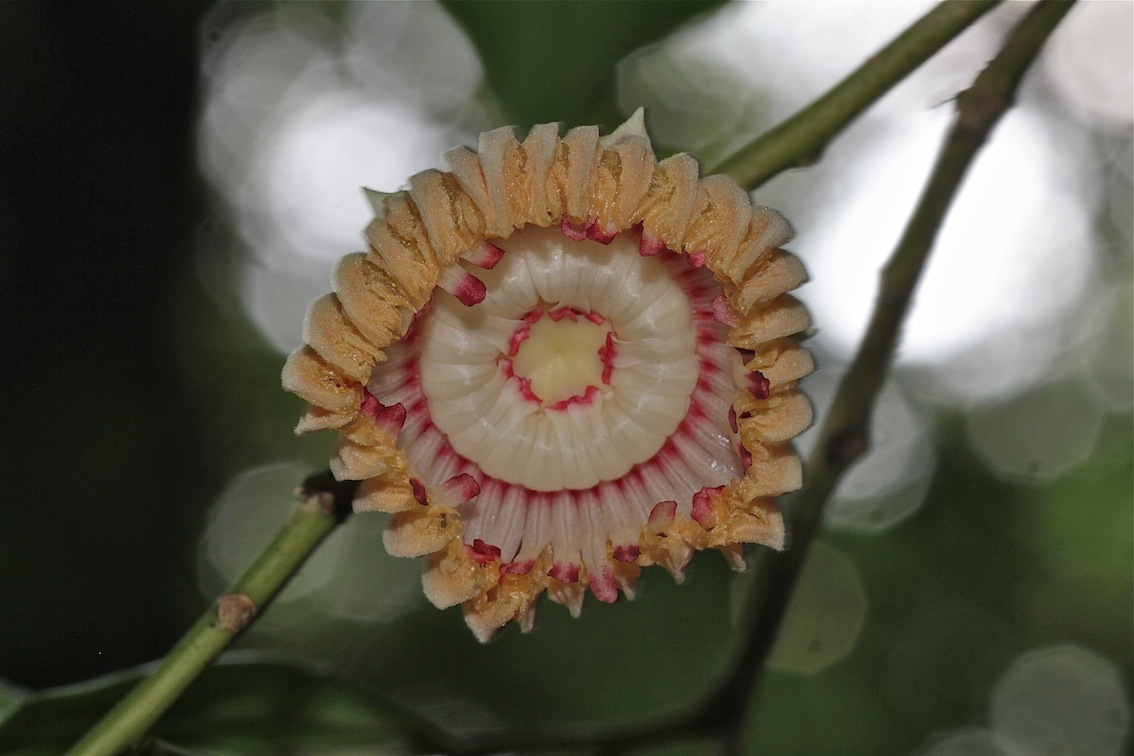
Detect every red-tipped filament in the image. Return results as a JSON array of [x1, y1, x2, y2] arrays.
[[366, 224, 748, 592]]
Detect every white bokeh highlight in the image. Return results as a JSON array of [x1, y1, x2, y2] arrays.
[[799, 367, 936, 531], [991, 645, 1131, 756], [799, 107, 1098, 402], [767, 542, 868, 675], [1082, 280, 1134, 412], [967, 379, 1105, 484], [198, 1, 487, 353], [618, 1, 1001, 161], [617, 1, 1110, 408], [1044, 2, 1134, 130], [914, 644, 1132, 756]]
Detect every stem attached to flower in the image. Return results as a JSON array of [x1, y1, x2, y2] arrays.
[[710, 0, 1000, 189], [415, 2, 1076, 754], [721, 2, 1077, 752], [67, 1, 1074, 754], [66, 472, 356, 756]]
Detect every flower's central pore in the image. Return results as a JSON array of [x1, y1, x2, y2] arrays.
[[508, 308, 613, 407], [415, 226, 703, 492]]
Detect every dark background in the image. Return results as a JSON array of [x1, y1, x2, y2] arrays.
[[2, 3, 215, 686], [1, 0, 739, 691]]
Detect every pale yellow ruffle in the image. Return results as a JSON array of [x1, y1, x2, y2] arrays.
[[281, 110, 813, 641]]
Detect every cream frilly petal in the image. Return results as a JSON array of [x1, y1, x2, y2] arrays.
[[282, 109, 813, 641]]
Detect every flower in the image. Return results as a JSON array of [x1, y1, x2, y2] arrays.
[[282, 110, 813, 641]]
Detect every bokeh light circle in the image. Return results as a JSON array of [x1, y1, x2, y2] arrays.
[[767, 542, 868, 674], [967, 379, 1105, 484], [197, 1, 487, 353], [991, 644, 1131, 756]]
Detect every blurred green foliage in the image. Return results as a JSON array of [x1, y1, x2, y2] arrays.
[[439, 0, 727, 130]]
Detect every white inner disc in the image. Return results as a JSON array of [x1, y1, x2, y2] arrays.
[[419, 226, 700, 491]]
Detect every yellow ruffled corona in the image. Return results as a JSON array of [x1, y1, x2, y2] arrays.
[[283, 110, 813, 641]]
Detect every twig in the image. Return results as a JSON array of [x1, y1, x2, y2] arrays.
[[66, 472, 356, 756], [717, 1, 1077, 752], [710, 0, 1000, 190]]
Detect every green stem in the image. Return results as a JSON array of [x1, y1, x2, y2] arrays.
[[722, 1, 1077, 751], [67, 472, 356, 756], [710, 0, 1000, 189]]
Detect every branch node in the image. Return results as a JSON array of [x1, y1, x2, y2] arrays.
[[217, 593, 257, 633]]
